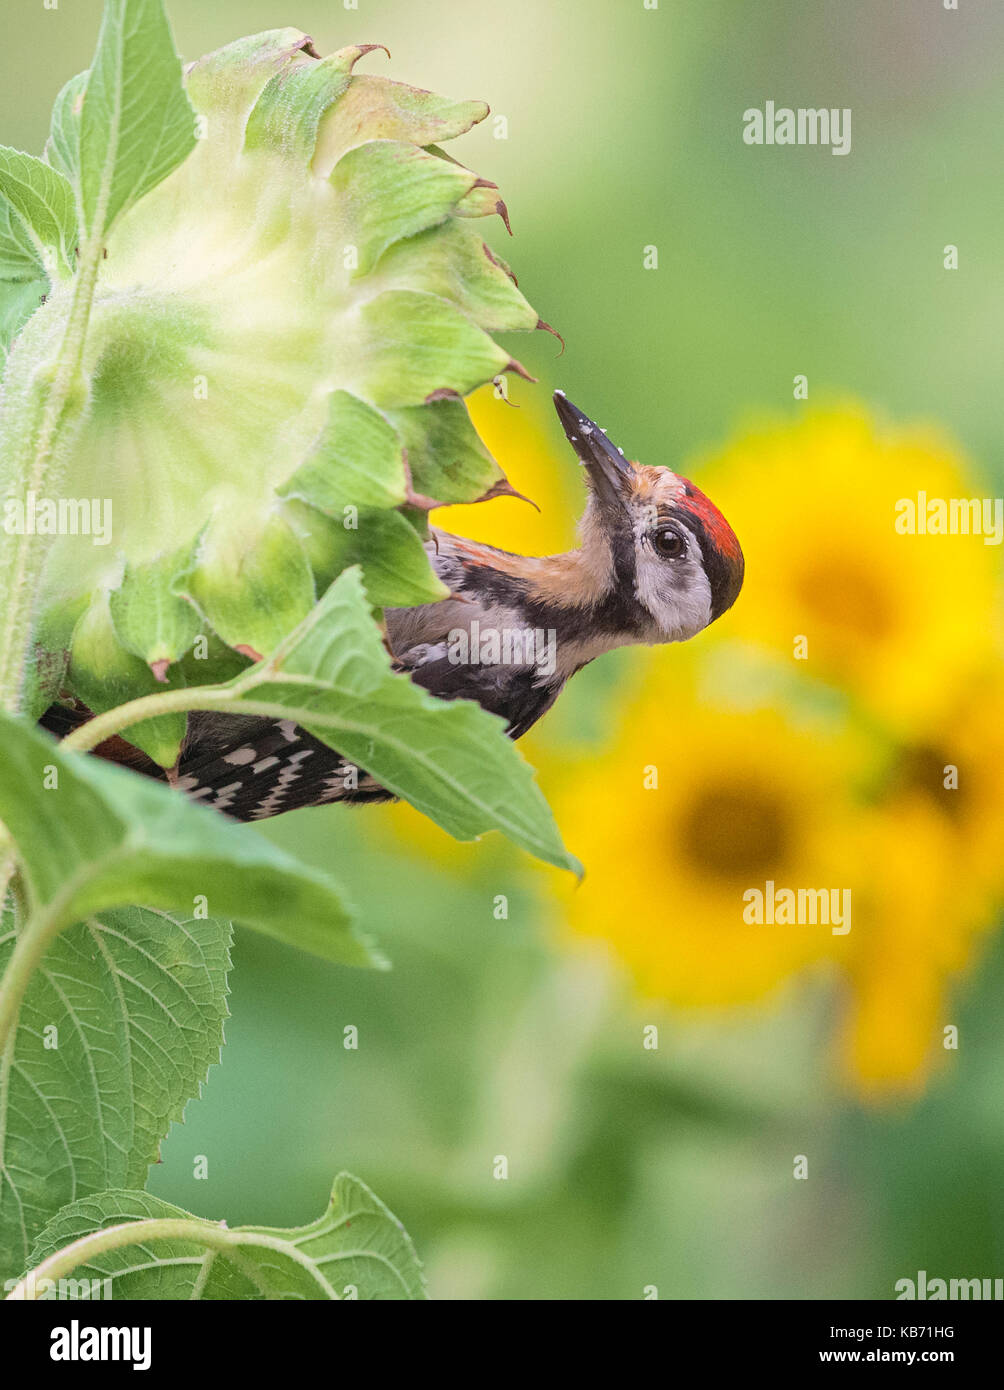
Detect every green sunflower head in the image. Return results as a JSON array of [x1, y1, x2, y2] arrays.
[[5, 29, 548, 762]]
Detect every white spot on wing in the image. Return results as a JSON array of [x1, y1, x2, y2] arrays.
[[224, 746, 257, 766], [248, 748, 315, 820]]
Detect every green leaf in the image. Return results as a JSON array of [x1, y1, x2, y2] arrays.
[[212, 568, 578, 872], [44, 71, 87, 191], [0, 146, 77, 278], [350, 289, 517, 408], [22, 595, 87, 723], [288, 503, 448, 608], [175, 631, 252, 689], [109, 552, 202, 673], [183, 29, 312, 118], [385, 396, 504, 504], [331, 140, 479, 277], [279, 389, 407, 515], [454, 180, 508, 222], [180, 508, 317, 661], [75, 0, 196, 240], [0, 712, 380, 967], [0, 903, 230, 1285], [19, 1173, 427, 1299], [314, 70, 487, 175], [0, 147, 71, 361], [0, 274, 48, 365], [70, 590, 188, 767], [340, 508, 449, 607], [242, 47, 394, 162], [375, 220, 540, 335]]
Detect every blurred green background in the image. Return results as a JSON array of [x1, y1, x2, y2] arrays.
[[3, 0, 1002, 1298]]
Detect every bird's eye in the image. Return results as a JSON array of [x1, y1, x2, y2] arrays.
[[651, 527, 685, 559]]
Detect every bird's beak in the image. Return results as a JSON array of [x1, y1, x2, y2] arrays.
[[553, 392, 635, 513]]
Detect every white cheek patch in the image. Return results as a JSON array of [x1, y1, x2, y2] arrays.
[[633, 552, 713, 640]]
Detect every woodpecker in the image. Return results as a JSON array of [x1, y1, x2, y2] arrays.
[[43, 394, 743, 818]]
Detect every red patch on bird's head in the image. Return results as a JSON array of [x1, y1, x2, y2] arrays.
[[676, 478, 743, 565], [672, 477, 745, 620]]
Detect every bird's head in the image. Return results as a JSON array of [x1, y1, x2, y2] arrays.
[[553, 392, 744, 644]]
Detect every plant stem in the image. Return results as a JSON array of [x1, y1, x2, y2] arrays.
[[0, 832, 14, 914], [61, 683, 241, 753], [57, 664, 309, 753], [7, 1217, 339, 1299], [0, 236, 104, 714], [0, 896, 68, 1056]]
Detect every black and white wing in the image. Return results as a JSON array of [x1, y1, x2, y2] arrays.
[[171, 713, 394, 821]]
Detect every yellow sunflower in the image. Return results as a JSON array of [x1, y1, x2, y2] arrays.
[[882, 668, 1004, 903], [547, 666, 867, 1005], [547, 660, 996, 1097], [836, 795, 992, 1098], [705, 408, 1002, 735]]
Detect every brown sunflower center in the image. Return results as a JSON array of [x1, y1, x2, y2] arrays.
[[795, 555, 896, 640], [677, 780, 791, 881], [892, 743, 968, 821]]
